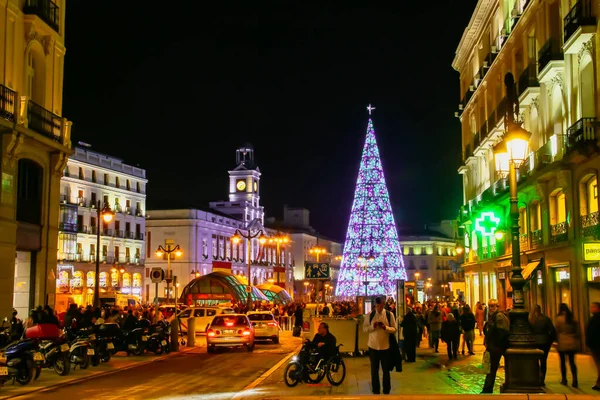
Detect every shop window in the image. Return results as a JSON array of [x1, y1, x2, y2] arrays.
[[554, 266, 571, 310], [111, 271, 119, 287], [133, 273, 142, 288], [100, 272, 107, 287], [122, 273, 131, 288], [587, 264, 600, 306], [72, 271, 83, 288]]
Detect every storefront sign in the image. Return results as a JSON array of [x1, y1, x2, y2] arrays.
[[537, 270, 543, 285], [556, 270, 570, 281], [584, 243, 600, 261]]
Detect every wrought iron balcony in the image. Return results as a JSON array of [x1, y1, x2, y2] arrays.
[[550, 222, 568, 243], [135, 232, 144, 240], [0, 85, 16, 122], [23, 0, 59, 32], [27, 100, 62, 141], [531, 229, 543, 248], [538, 39, 563, 74], [519, 233, 529, 250], [581, 211, 600, 237], [77, 225, 88, 234], [518, 64, 539, 98], [564, 0, 595, 44], [567, 117, 596, 149], [115, 230, 124, 238], [135, 208, 143, 217], [125, 231, 135, 239]]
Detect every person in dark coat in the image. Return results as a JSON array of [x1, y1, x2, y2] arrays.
[[294, 304, 304, 328], [529, 305, 556, 386], [441, 313, 461, 360], [460, 305, 477, 355], [587, 302, 600, 391], [400, 308, 418, 362]]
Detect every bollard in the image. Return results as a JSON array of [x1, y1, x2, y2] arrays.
[[187, 317, 195, 347], [170, 318, 179, 352]]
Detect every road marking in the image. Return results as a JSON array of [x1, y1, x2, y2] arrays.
[[232, 344, 302, 400]]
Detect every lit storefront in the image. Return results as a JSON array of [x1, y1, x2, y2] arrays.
[[55, 262, 143, 312]]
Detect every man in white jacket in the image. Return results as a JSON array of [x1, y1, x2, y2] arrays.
[[363, 297, 396, 394]]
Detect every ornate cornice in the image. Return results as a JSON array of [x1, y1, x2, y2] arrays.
[[26, 25, 52, 56], [452, 0, 496, 72], [547, 74, 564, 97], [578, 36, 595, 64]]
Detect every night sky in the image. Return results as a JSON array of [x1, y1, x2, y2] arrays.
[[63, 1, 477, 241]]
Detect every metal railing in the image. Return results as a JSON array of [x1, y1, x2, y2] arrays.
[[550, 222, 568, 243], [126, 231, 135, 239], [115, 230, 124, 238], [77, 225, 88, 234], [531, 229, 543, 248], [564, 0, 595, 43], [0, 84, 16, 122], [538, 38, 563, 73], [23, 0, 59, 32], [135, 232, 144, 240], [519, 233, 529, 250], [567, 117, 596, 149], [27, 100, 62, 141], [582, 211, 600, 237], [518, 63, 539, 97]]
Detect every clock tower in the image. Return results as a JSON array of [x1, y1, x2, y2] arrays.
[[209, 144, 264, 224]]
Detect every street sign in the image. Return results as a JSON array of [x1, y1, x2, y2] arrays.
[[150, 268, 164, 283], [304, 262, 330, 279], [416, 280, 424, 290], [246, 286, 252, 293]]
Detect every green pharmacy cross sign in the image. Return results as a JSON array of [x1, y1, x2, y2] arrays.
[[475, 211, 500, 237]]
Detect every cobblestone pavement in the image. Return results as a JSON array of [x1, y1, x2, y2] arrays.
[[247, 333, 600, 398]]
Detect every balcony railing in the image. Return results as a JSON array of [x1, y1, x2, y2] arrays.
[[519, 233, 529, 250], [531, 229, 543, 248], [27, 100, 62, 141], [126, 231, 135, 239], [90, 226, 98, 235], [114, 204, 123, 213], [518, 64, 539, 97], [23, 0, 59, 32], [538, 39, 563, 73], [60, 253, 80, 262], [564, 0, 595, 43], [77, 197, 87, 207], [115, 230, 124, 238], [103, 229, 114, 237], [567, 117, 596, 149], [0, 85, 16, 122], [463, 144, 472, 162], [77, 225, 87, 234], [135, 232, 144, 240], [582, 211, 600, 237], [125, 206, 132, 215], [550, 221, 568, 243], [135, 208, 143, 217]]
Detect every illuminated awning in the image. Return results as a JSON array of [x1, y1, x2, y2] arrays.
[[521, 261, 540, 280]]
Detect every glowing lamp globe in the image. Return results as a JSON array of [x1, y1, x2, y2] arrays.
[[155, 250, 164, 258], [494, 141, 510, 179], [456, 246, 464, 255], [495, 231, 505, 240], [175, 249, 183, 257], [232, 235, 241, 245], [259, 235, 267, 245], [506, 124, 531, 168]]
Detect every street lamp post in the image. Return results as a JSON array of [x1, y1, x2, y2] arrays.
[[232, 227, 267, 310], [309, 245, 327, 308], [155, 243, 183, 304], [493, 72, 542, 393], [269, 233, 290, 288], [93, 202, 115, 308]]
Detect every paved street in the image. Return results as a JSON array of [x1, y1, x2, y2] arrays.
[[245, 333, 600, 398], [1, 332, 302, 400]]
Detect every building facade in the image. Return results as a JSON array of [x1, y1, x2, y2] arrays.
[[454, 0, 600, 346], [0, 0, 72, 318], [55, 145, 147, 310], [399, 225, 460, 299], [145, 146, 294, 303], [273, 206, 343, 301]]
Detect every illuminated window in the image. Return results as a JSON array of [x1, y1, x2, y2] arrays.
[[122, 273, 131, 288], [100, 272, 107, 287], [71, 271, 83, 288], [111, 271, 119, 287], [87, 271, 95, 287]]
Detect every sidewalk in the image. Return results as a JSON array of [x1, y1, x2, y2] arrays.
[[0, 341, 203, 399], [248, 333, 600, 397]]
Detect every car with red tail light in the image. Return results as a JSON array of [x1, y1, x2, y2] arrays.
[[206, 314, 254, 353]]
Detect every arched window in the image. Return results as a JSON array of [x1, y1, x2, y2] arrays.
[[87, 271, 95, 287], [122, 273, 131, 288], [133, 273, 142, 287], [550, 188, 568, 242], [99, 272, 107, 287], [71, 271, 83, 288], [111, 271, 119, 287], [16, 159, 43, 224]]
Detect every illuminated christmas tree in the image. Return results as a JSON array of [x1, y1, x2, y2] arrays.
[[335, 109, 407, 297]]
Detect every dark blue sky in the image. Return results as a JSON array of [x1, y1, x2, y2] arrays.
[[63, 1, 477, 241]]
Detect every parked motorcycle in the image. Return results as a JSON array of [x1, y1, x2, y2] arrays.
[[89, 323, 118, 366], [147, 321, 170, 355], [0, 339, 38, 386], [65, 327, 93, 370], [34, 336, 71, 377]]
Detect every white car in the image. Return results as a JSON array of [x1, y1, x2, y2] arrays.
[[177, 306, 235, 334], [247, 311, 279, 343]]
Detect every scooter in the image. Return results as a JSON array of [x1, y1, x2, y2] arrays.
[[65, 328, 93, 370], [0, 339, 38, 386], [34, 336, 71, 377]]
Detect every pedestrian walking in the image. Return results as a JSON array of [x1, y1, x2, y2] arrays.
[[475, 302, 485, 336], [586, 302, 600, 391], [363, 297, 397, 395], [481, 299, 509, 394], [555, 303, 579, 387], [428, 305, 443, 353], [460, 305, 476, 355], [441, 313, 460, 359], [528, 305, 555, 386], [400, 307, 417, 362]]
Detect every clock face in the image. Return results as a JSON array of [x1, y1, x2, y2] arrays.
[[236, 180, 246, 192], [253, 181, 258, 192]]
